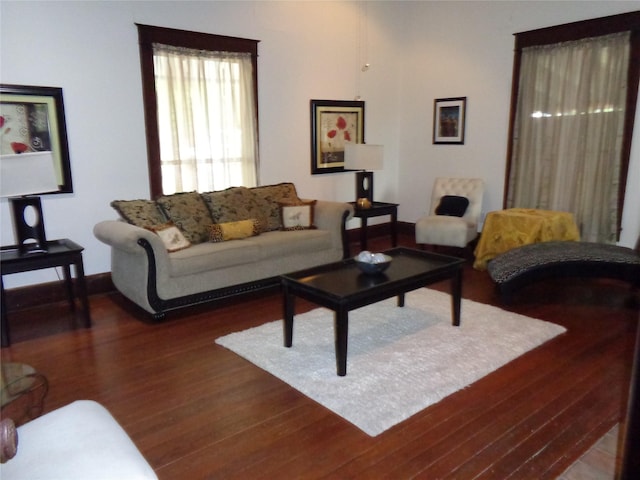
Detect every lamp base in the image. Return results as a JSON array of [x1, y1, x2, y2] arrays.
[[10, 196, 49, 255], [355, 171, 374, 204]]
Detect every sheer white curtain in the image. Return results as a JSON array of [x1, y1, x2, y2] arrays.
[[152, 43, 258, 194], [507, 32, 630, 243]]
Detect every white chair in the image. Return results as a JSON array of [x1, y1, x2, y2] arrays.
[[415, 177, 484, 249], [0, 400, 157, 479]]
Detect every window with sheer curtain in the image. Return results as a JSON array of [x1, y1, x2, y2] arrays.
[[137, 25, 259, 198], [153, 44, 257, 194], [505, 13, 640, 243]]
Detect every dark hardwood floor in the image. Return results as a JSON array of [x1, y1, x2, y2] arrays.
[[1, 233, 638, 479]]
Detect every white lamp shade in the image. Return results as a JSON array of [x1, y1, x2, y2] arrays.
[[344, 144, 384, 171], [1, 151, 59, 197]]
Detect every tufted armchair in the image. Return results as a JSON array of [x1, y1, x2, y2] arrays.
[[415, 177, 484, 249]]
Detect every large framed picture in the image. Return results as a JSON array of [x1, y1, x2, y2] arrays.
[[0, 84, 73, 193], [310, 99, 364, 174], [433, 97, 466, 145]]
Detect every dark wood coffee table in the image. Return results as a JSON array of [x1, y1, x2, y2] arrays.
[[280, 247, 465, 376]]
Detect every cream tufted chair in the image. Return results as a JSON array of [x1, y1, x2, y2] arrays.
[[415, 177, 484, 249]]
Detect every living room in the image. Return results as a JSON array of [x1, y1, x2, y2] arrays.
[[1, 1, 639, 478], [1, 1, 639, 292]]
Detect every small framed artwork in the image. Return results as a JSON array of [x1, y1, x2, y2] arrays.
[[310, 99, 365, 174], [0, 84, 73, 193], [433, 97, 466, 145]]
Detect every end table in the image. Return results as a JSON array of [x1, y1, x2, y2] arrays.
[[1, 239, 91, 347], [349, 201, 399, 251]]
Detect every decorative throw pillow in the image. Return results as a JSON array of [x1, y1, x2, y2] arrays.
[[146, 222, 191, 252], [279, 200, 317, 231], [156, 191, 213, 244], [201, 187, 269, 232], [110, 199, 166, 228], [435, 195, 469, 217], [210, 219, 262, 242], [251, 183, 301, 231]]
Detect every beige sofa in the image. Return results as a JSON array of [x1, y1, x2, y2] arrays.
[[94, 183, 353, 320]]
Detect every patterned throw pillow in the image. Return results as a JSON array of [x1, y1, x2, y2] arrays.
[[201, 187, 268, 232], [209, 219, 262, 242], [251, 183, 301, 231], [146, 222, 191, 252], [110, 199, 167, 228], [156, 191, 213, 244], [279, 200, 317, 231]]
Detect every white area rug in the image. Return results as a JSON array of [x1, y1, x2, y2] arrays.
[[215, 288, 566, 436]]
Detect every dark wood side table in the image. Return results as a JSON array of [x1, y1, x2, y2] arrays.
[[349, 201, 399, 251], [1, 239, 91, 347]]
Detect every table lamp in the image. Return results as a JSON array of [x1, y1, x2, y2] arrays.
[[1, 151, 59, 255], [344, 143, 383, 209]]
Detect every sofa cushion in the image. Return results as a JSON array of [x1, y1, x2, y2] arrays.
[[250, 183, 301, 231], [279, 199, 317, 230], [169, 240, 261, 276], [110, 199, 166, 228], [146, 222, 191, 252], [210, 219, 261, 242], [253, 229, 332, 259], [156, 192, 213, 244], [201, 186, 269, 232]]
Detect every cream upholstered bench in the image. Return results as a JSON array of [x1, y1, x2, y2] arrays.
[[487, 240, 640, 302], [0, 400, 157, 479]]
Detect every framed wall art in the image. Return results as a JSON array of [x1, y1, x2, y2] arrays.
[[433, 97, 466, 145], [310, 99, 364, 174], [0, 84, 73, 193]]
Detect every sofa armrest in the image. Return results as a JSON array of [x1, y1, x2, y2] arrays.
[[309, 200, 354, 257], [94, 220, 173, 315], [94, 220, 165, 255], [313, 200, 353, 229]]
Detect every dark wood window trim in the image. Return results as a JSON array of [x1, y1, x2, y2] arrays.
[[505, 11, 640, 238], [136, 24, 259, 199]]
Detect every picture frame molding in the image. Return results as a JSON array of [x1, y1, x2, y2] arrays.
[[310, 99, 365, 174], [0, 84, 73, 193], [433, 96, 467, 145]]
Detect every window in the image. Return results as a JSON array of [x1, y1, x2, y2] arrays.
[[137, 25, 259, 198], [505, 12, 640, 242]]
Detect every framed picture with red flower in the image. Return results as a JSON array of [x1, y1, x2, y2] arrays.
[[310, 99, 365, 174], [0, 84, 73, 193]]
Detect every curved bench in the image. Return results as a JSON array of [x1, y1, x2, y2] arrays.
[[487, 241, 640, 302]]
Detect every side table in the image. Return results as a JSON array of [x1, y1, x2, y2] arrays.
[[1, 238, 91, 347], [349, 201, 399, 251]]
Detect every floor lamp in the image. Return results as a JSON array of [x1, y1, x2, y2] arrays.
[[344, 144, 384, 209], [1, 152, 59, 255]]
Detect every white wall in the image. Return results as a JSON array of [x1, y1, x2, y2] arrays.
[[1, 0, 638, 289]]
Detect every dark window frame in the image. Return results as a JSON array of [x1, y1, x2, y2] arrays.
[[137, 24, 259, 199], [504, 11, 640, 238]]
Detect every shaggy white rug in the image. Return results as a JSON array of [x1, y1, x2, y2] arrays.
[[215, 288, 566, 436]]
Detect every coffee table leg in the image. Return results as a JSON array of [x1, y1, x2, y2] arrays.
[[283, 287, 295, 347], [335, 308, 349, 376], [451, 268, 462, 326]]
